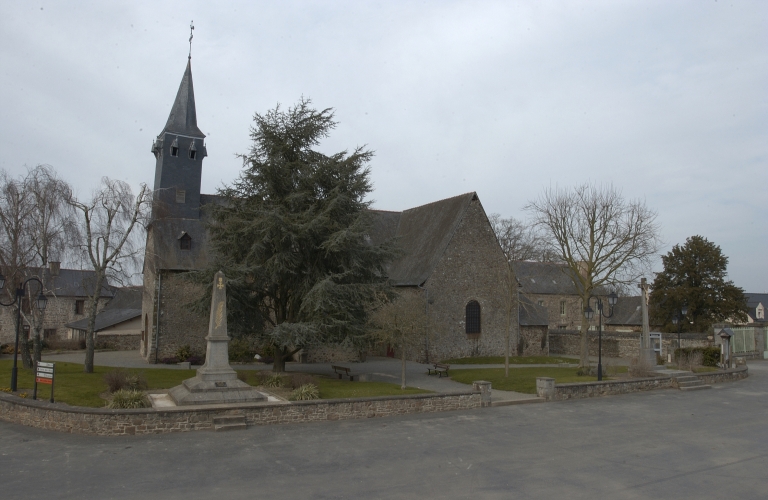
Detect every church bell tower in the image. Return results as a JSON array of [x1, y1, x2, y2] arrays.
[[150, 57, 207, 220]]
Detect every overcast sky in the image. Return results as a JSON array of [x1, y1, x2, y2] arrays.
[[1, 1, 765, 292]]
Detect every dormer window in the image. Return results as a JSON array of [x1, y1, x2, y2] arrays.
[[170, 137, 179, 157], [757, 303, 765, 320], [189, 140, 197, 160], [179, 232, 192, 251]]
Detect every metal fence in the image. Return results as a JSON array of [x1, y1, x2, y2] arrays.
[[730, 327, 757, 354]]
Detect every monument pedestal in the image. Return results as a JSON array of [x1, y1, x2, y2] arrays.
[[169, 271, 266, 406]]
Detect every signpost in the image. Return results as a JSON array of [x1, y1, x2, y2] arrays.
[[33, 361, 55, 403]]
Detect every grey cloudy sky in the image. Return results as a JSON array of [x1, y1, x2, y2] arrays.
[[1, 1, 765, 292]]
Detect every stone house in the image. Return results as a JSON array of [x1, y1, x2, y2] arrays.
[[511, 261, 586, 331], [0, 263, 114, 347], [66, 286, 142, 350]]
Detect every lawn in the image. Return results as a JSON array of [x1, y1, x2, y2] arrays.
[[440, 355, 576, 365], [448, 366, 624, 393], [0, 360, 429, 407]]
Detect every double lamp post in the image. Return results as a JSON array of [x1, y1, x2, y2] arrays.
[[0, 275, 48, 392], [584, 291, 618, 381]]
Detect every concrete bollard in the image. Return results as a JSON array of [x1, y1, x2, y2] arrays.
[[472, 380, 492, 407], [536, 377, 555, 400]]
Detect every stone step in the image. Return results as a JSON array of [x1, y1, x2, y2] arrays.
[[678, 380, 704, 388], [491, 397, 545, 407], [213, 415, 247, 431], [675, 376, 699, 383], [215, 422, 247, 432], [679, 384, 711, 391]]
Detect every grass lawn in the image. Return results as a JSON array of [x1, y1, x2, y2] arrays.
[[0, 360, 429, 407], [440, 355, 576, 365], [448, 367, 626, 394]]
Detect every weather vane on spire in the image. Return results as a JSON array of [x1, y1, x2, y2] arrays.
[[188, 21, 194, 59]]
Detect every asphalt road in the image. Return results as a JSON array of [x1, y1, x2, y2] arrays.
[[1, 361, 766, 499]]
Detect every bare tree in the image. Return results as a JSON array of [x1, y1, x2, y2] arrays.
[[24, 165, 80, 362], [525, 184, 661, 368], [0, 170, 37, 367], [367, 290, 425, 389], [488, 213, 556, 263], [69, 178, 150, 373]]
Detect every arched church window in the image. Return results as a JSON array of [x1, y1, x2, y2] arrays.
[[189, 140, 197, 160], [170, 137, 179, 157], [466, 300, 481, 336]]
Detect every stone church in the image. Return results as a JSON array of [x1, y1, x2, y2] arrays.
[[140, 57, 545, 364]]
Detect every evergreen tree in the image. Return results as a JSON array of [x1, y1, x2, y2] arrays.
[[203, 98, 395, 372], [650, 235, 747, 332]]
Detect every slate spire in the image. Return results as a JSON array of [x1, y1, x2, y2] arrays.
[[159, 59, 205, 138]]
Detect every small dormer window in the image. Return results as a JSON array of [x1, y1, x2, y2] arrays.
[[758, 304, 765, 320], [176, 189, 186, 203], [189, 140, 197, 160], [179, 233, 192, 251], [170, 137, 179, 157]]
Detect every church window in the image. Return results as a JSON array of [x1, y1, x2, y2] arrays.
[[560, 300, 566, 316], [171, 146, 179, 157], [176, 189, 186, 203], [537, 300, 544, 307], [180, 233, 192, 251], [466, 301, 481, 336], [189, 149, 196, 160]]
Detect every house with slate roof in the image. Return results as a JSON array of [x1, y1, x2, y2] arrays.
[[0, 262, 114, 347], [66, 286, 142, 350]]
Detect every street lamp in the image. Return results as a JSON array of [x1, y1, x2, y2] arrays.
[[0, 275, 47, 392], [583, 291, 618, 381], [671, 304, 688, 368]]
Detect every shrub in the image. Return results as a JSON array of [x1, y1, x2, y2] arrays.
[[675, 347, 720, 367], [229, 338, 256, 363], [628, 356, 654, 378], [0, 344, 13, 355], [262, 373, 284, 388], [289, 384, 319, 401], [107, 389, 150, 409], [103, 369, 148, 393], [159, 356, 180, 365], [289, 373, 315, 389], [176, 345, 193, 362], [187, 355, 205, 366]]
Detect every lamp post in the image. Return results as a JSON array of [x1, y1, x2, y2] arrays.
[[671, 304, 688, 368], [0, 275, 48, 392], [583, 291, 618, 381]]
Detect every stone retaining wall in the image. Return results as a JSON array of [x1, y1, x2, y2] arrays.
[[549, 330, 712, 359], [0, 391, 480, 436], [536, 366, 748, 401]]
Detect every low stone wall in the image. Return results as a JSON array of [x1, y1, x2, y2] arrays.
[[536, 366, 748, 401], [549, 330, 712, 359], [0, 391, 480, 436], [96, 333, 140, 351]]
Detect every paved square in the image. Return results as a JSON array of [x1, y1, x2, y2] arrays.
[[1, 361, 766, 499]]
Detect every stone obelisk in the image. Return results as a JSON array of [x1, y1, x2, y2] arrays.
[[169, 271, 265, 405]]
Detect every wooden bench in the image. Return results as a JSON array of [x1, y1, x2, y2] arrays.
[[427, 363, 450, 378], [332, 365, 354, 381]]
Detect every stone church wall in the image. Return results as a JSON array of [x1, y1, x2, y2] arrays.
[[421, 199, 511, 362]]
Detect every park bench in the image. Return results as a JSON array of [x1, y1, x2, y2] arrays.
[[332, 365, 355, 381], [427, 363, 450, 378]]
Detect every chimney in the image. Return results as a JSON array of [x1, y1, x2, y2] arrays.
[[49, 261, 61, 277]]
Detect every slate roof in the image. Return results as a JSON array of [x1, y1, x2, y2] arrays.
[[604, 296, 644, 326], [158, 59, 205, 139], [744, 293, 768, 323], [66, 286, 142, 332], [11, 268, 115, 298], [370, 192, 478, 286], [518, 296, 549, 326], [512, 261, 581, 295]]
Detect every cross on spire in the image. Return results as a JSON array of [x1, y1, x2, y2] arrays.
[[188, 21, 194, 59]]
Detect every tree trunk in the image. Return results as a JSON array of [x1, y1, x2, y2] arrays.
[[579, 315, 590, 368], [84, 271, 106, 373], [33, 329, 42, 363], [273, 346, 287, 373], [400, 339, 406, 390], [20, 313, 32, 369]]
